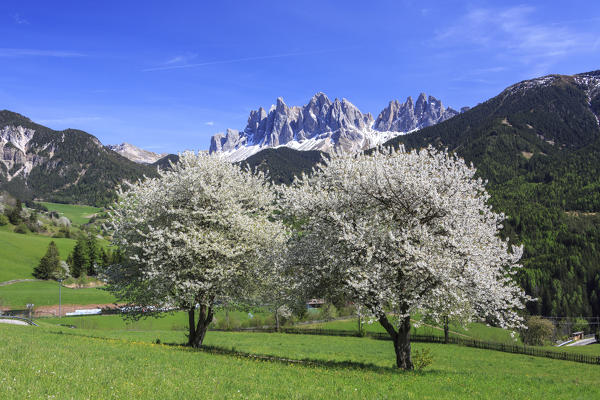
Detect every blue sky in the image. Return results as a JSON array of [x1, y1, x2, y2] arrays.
[[1, 1, 599, 153]]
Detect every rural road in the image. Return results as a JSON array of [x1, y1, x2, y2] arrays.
[[0, 318, 30, 326], [567, 337, 598, 346]]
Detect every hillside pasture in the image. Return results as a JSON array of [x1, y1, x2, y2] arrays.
[[0, 226, 76, 281], [40, 202, 102, 226]]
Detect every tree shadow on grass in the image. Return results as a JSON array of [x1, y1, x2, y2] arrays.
[[46, 329, 440, 375], [163, 341, 441, 375]]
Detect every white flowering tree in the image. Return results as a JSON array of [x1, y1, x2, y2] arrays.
[[105, 152, 287, 347], [281, 147, 531, 369]]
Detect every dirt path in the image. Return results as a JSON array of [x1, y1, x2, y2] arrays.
[[0, 279, 41, 287]]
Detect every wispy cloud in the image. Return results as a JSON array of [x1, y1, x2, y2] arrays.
[[435, 5, 599, 76], [0, 48, 85, 58], [205, 121, 214, 126], [11, 13, 28, 25], [142, 49, 341, 72], [165, 52, 198, 65]]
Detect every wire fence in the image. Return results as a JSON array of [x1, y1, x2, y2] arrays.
[[210, 327, 600, 365]]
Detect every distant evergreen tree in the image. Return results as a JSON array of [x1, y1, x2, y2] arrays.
[[111, 249, 124, 265], [33, 241, 61, 279], [100, 247, 109, 267], [86, 234, 100, 275], [70, 238, 90, 278], [7, 199, 23, 225]]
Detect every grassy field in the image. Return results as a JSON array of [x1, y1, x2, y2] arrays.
[[1, 324, 599, 399], [0, 280, 115, 308], [0, 225, 77, 281], [39, 312, 600, 358], [40, 202, 102, 226]]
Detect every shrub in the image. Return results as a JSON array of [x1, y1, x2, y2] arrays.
[[572, 317, 589, 334], [321, 303, 338, 321], [14, 223, 28, 234], [213, 314, 242, 330], [337, 304, 357, 317], [26, 221, 41, 233], [412, 348, 433, 370], [0, 214, 9, 226], [521, 316, 555, 345]]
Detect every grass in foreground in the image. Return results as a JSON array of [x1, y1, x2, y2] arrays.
[[1, 324, 599, 399], [0, 280, 115, 308], [0, 227, 76, 281], [40, 202, 102, 226]]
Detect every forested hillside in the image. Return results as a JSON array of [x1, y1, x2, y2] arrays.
[[242, 147, 326, 184], [0, 111, 158, 206]]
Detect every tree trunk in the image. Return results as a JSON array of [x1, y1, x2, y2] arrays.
[[443, 316, 449, 344], [187, 304, 214, 348], [275, 310, 280, 332], [187, 307, 196, 346], [379, 313, 413, 370]]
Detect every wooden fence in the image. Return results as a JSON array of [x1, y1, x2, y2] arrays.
[[211, 327, 600, 365]]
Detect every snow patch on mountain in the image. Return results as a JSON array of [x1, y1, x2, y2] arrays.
[[218, 129, 407, 162], [504, 75, 559, 96]]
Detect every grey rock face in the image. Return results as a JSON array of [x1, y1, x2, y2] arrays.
[[107, 143, 166, 164], [373, 93, 458, 132], [0, 126, 47, 181], [210, 128, 247, 153]]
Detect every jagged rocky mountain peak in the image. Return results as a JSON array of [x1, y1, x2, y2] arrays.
[[210, 92, 460, 161], [373, 92, 458, 133], [275, 96, 287, 110]]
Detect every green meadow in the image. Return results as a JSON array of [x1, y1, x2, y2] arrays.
[[0, 280, 115, 308], [1, 323, 599, 399], [41, 312, 600, 357], [40, 202, 102, 226]]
